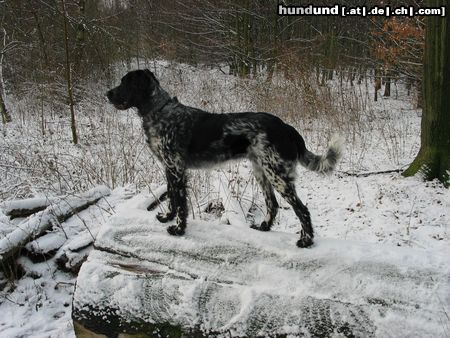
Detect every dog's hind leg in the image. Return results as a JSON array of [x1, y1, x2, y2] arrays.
[[250, 163, 278, 231], [260, 164, 314, 248], [165, 167, 188, 236], [279, 183, 314, 248], [156, 168, 176, 223]]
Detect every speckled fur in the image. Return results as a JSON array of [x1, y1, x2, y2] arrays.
[[107, 69, 343, 247]]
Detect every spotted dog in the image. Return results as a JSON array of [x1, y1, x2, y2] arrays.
[[106, 69, 343, 247]]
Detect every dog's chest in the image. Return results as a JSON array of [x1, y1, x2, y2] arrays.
[[147, 134, 162, 153], [142, 113, 192, 163], [144, 125, 165, 159]]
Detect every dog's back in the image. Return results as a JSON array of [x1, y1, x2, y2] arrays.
[[182, 110, 303, 168]]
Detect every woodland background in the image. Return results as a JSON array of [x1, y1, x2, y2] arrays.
[[2, 3, 450, 337], [0, 0, 424, 122]]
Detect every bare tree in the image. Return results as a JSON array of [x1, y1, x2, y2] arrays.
[[0, 27, 13, 124], [61, 0, 78, 144]]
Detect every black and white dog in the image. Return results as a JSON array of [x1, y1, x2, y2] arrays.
[[107, 69, 343, 248]]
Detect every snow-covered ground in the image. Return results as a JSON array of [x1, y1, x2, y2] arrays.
[[74, 192, 450, 337], [0, 61, 449, 337]]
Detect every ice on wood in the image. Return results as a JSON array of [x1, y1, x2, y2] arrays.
[[73, 193, 450, 337]]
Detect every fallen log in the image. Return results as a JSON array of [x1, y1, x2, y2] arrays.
[[56, 229, 97, 273], [0, 210, 15, 237], [0, 196, 59, 219], [24, 231, 68, 262], [0, 186, 111, 266], [72, 193, 450, 337], [56, 245, 93, 274]]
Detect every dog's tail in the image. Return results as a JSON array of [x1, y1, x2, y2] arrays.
[[297, 134, 344, 174]]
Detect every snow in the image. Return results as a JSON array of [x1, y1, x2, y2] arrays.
[[0, 209, 14, 236], [25, 231, 68, 255], [0, 61, 449, 337], [73, 192, 450, 337], [0, 186, 128, 337]]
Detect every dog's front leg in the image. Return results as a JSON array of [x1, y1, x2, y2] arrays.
[[156, 168, 176, 223], [165, 167, 188, 236]]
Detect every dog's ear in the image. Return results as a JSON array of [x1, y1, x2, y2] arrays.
[[144, 69, 159, 85]]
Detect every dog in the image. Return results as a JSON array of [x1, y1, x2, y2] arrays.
[[107, 69, 343, 247]]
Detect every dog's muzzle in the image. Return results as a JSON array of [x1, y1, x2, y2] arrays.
[[106, 89, 128, 110]]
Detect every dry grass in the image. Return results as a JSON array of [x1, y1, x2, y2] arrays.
[[0, 62, 418, 200]]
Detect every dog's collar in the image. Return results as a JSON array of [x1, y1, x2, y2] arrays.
[[150, 96, 178, 114]]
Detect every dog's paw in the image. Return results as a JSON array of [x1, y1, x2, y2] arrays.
[[167, 225, 185, 236], [296, 235, 314, 248], [250, 221, 271, 232], [157, 212, 175, 223]]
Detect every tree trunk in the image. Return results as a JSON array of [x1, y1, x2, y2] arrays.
[[403, 1, 450, 187], [374, 68, 381, 102], [0, 28, 11, 124], [384, 75, 391, 97], [74, 0, 86, 74], [72, 190, 448, 337], [61, 0, 78, 145], [32, 11, 49, 68], [0, 91, 10, 125], [416, 79, 423, 109]]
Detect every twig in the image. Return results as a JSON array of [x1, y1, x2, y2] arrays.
[[355, 180, 362, 207], [338, 168, 403, 177], [407, 197, 416, 237]]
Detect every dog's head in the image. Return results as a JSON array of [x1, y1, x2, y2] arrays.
[[106, 69, 159, 110]]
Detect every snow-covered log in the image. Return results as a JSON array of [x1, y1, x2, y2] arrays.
[[24, 231, 68, 261], [72, 194, 450, 337], [0, 196, 59, 218], [0, 186, 110, 265], [56, 229, 96, 273]]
